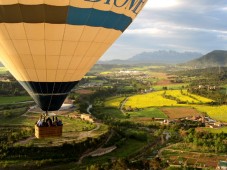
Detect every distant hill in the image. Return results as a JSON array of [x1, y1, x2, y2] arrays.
[[99, 50, 203, 65], [0, 62, 3, 67], [185, 50, 227, 67]]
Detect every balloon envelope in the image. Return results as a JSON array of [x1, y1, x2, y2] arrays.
[[0, 0, 147, 111]]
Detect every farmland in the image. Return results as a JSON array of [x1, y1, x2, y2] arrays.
[[1, 63, 227, 169], [104, 96, 125, 108], [165, 90, 213, 104], [0, 96, 32, 104], [193, 105, 227, 122], [161, 107, 201, 119], [196, 127, 227, 133], [125, 91, 179, 108], [153, 83, 188, 90], [130, 108, 167, 119], [98, 90, 227, 123], [161, 147, 227, 168], [124, 90, 215, 109], [0, 67, 7, 74]]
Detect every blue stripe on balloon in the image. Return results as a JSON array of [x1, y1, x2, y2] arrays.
[[67, 7, 132, 32]]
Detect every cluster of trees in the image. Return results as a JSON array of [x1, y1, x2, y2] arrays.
[[174, 67, 227, 104], [0, 127, 33, 148], [183, 129, 227, 153], [175, 67, 227, 83], [87, 157, 168, 170], [162, 91, 187, 104], [189, 88, 226, 105], [0, 81, 27, 96]]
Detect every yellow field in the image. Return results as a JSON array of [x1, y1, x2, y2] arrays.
[[125, 91, 180, 108], [193, 105, 227, 122], [100, 71, 112, 75], [165, 90, 213, 104], [122, 90, 227, 122], [104, 97, 125, 108]]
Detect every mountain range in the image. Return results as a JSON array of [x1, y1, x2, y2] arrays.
[[1, 50, 227, 68], [99, 50, 203, 65]]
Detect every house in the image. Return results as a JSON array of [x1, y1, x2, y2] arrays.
[[214, 122, 223, 127], [80, 114, 95, 123], [163, 119, 170, 125], [217, 161, 227, 170], [59, 103, 74, 111]]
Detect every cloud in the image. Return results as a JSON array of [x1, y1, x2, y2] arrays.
[[101, 0, 227, 60], [144, 0, 180, 9]]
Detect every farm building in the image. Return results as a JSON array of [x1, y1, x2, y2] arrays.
[[80, 114, 95, 123]]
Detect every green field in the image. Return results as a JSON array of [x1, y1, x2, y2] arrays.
[[84, 76, 97, 79], [0, 109, 102, 148], [0, 67, 7, 75], [130, 108, 167, 118], [0, 96, 32, 104], [96, 107, 126, 119], [197, 127, 227, 133], [153, 83, 188, 90], [100, 71, 112, 75]]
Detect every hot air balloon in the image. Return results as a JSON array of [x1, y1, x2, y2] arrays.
[[0, 0, 147, 112]]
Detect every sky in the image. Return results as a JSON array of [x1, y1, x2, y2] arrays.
[[100, 0, 227, 60]]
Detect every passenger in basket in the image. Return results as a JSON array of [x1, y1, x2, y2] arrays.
[[46, 117, 52, 127], [37, 115, 43, 127], [56, 117, 63, 126]]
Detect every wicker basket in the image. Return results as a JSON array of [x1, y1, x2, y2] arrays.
[[35, 125, 63, 138]]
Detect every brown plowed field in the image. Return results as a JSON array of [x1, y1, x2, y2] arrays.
[[76, 89, 94, 95], [161, 107, 201, 119]]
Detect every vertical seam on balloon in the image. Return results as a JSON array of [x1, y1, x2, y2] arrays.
[[17, 2, 44, 95], [54, 10, 69, 93], [0, 5, 29, 83], [1, 7, 34, 92], [88, 1, 136, 68], [68, 3, 117, 80], [59, 2, 97, 89], [102, 6, 130, 45], [43, 4, 51, 111], [0, 13, 26, 83], [43, 5, 48, 96], [74, 2, 133, 75], [65, 4, 111, 82], [46, 2, 70, 111]]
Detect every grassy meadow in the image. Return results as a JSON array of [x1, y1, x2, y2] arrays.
[[153, 83, 188, 90], [0, 96, 32, 104], [130, 108, 167, 119], [0, 67, 7, 74]]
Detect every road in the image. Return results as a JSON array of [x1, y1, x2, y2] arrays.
[[120, 97, 129, 115]]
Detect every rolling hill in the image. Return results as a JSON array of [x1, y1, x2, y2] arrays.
[[185, 50, 227, 67]]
